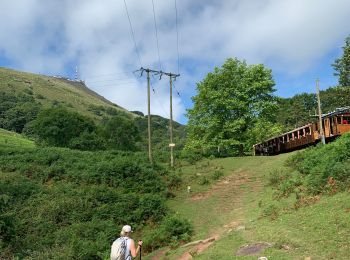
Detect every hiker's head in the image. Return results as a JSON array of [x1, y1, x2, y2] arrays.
[[120, 225, 132, 236]]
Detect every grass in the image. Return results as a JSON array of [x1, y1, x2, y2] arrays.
[[146, 153, 350, 259], [0, 128, 35, 149], [0, 67, 135, 120]]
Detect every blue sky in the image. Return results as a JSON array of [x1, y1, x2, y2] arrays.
[[0, 0, 349, 124]]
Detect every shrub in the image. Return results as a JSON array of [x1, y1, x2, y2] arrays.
[[287, 133, 350, 194], [143, 215, 193, 251], [28, 108, 96, 147], [198, 176, 210, 185], [262, 203, 279, 220], [211, 170, 224, 180]]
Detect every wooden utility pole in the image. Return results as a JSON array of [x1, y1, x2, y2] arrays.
[[169, 75, 174, 167], [137, 67, 179, 165], [316, 78, 326, 145], [147, 70, 153, 163]]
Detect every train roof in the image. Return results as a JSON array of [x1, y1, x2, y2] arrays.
[[253, 107, 350, 147], [320, 106, 350, 118], [253, 123, 313, 146]]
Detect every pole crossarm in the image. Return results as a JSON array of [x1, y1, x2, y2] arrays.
[[136, 67, 180, 79]]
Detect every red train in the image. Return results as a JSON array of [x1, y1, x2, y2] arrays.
[[253, 107, 350, 155]]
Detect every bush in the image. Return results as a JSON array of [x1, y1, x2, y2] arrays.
[[211, 170, 224, 180], [198, 176, 210, 185], [287, 133, 350, 194], [143, 215, 193, 251], [180, 149, 203, 164], [28, 108, 96, 147], [261, 203, 279, 220]]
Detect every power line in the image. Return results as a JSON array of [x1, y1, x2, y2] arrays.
[[90, 82, 138, 88], [123, 0, 143, 67], [151, 0, 162, 71], [87, 77, 137, 84], [174, 0, 180, 74], [84, 71, 134, 79]]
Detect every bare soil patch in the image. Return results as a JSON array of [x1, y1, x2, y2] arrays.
[[236, 242, 272, 256]]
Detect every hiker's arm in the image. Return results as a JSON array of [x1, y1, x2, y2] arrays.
[[129, 240, 142, 257]]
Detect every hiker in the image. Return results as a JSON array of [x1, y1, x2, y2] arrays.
[[110, 225, 143, 260]]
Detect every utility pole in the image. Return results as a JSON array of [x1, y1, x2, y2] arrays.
[[316, 78, 326, 145], [162, 72, 179, 168], [147, 70, 153, 164], [169, 75, 174, 167], [137, 68, 179, 166]]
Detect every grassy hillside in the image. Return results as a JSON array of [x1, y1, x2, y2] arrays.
[[147, 151, 350, 259], [0, 128, 35, 149], [0, 67, 186, 154], [0, 67, 134, 120]]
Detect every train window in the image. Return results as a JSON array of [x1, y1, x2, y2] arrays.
[[288, 133, 293, 140], [343, 116, 350, 124], [305, 127, 311, 135], [337, 116, 342, 124], [299, 129, 303, 137]]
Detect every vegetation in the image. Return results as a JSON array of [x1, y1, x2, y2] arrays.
[[0, 128, 35, 149], [0, 132, 191, 259], [332, 35, 350, 87], [285, 133, 350, 194], [186, 58, 281, 157], [276, 86, 350, 131], [147, 148, 350, 259]]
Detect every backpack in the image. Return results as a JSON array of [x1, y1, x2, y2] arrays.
[[110, 237, 127, 260]]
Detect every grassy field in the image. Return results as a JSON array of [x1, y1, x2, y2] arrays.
[[0, 128, 35, 149], [0, 67, 134, 120], [147, 154, 350, 259]]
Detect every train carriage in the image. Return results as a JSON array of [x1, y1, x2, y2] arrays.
[[254, 107, 350, 155]]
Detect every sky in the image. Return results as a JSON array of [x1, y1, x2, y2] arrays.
[[0, 0, 350, 124]]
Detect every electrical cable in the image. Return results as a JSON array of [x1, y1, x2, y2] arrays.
[[151, 0, 162, 71], [174, 0, 180, 74], [123, 0, 143, 67]]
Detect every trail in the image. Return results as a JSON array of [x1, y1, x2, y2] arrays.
[[151, 168, 264, 260]]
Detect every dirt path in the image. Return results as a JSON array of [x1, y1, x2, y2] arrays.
[[152, 169, 264, 260]]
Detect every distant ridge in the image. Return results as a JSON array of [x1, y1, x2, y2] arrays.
[[53, 77, 124, 109]]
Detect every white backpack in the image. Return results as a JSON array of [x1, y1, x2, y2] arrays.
[[110, 237, 127, 260]]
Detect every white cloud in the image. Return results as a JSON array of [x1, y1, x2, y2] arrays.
[[0, 0, 350, 122]]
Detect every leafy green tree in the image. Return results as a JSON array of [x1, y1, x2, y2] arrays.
[[333, 35, 350, 87], [1, 102, 41, 132], [276, 93, 317, 131], [186, 58, 277, 156], [28, 108, 95, 147], [101, 116, 141, 151], [0, 92, 41, 133]]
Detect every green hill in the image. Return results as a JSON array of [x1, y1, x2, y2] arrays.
[[0, 67, 186, 153], [0, 67, 134, 120]]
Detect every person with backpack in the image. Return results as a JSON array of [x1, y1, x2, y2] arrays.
[[110, 225, 143, 260]]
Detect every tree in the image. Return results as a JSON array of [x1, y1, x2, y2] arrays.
[[333, 35, 350, 87], [101, 116, 141, 151], [185, 58, 278, 156], [28, 108, 95, 147], [1, 102, 41, 132]]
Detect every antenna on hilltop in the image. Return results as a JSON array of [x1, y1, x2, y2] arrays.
[[75, 66, 80, 81]]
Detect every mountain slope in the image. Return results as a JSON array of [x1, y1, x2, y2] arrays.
[[0, 67, 186, 152], [0, 67, 134, 120]]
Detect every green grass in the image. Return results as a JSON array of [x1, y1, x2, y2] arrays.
[[0, 128, 35, 148], [147, 154, 350, 259]]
